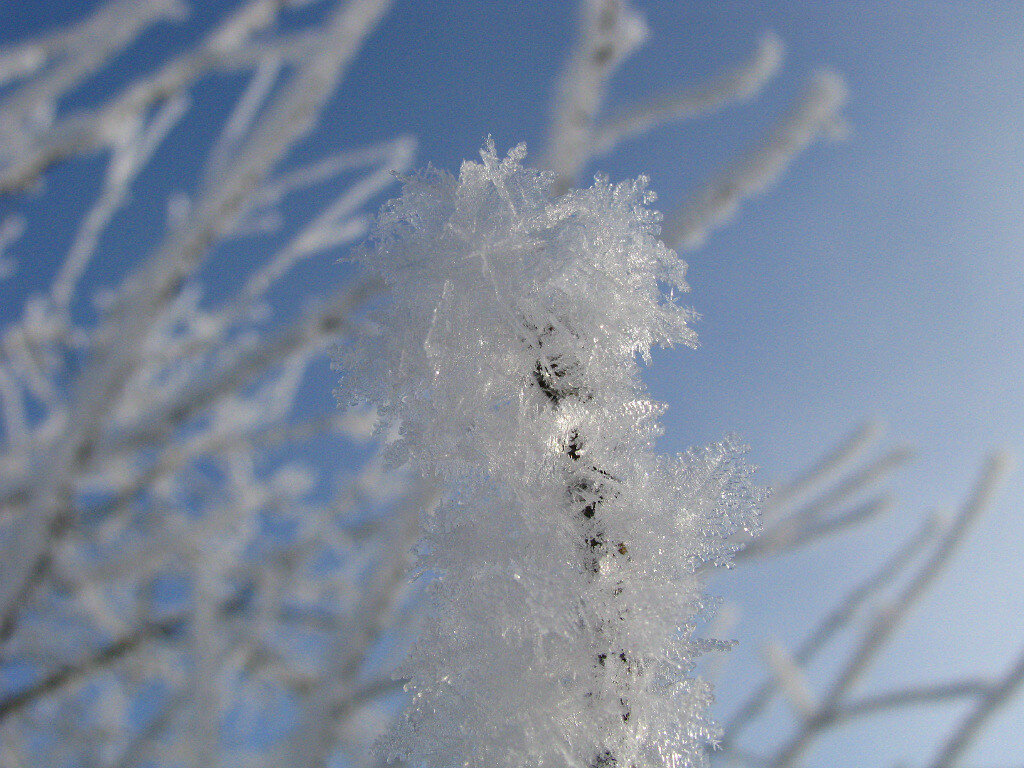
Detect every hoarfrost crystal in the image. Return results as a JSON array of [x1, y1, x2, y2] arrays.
[[346, 140, 762, 768]]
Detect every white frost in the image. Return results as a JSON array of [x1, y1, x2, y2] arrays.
[[349, 141, 762, 768]]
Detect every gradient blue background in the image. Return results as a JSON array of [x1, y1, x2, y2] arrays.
[[1, 0, 1021, 764]]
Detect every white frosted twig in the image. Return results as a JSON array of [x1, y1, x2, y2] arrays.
[[95, 0, 394, 370], [203, 55, 284, 187], [0, 215, 25, 280], [827, 454, 1013, 700], [0, 45, 46, 89], [0, 0, 186, 195], [735, 442, 912, 560], [663, 69, 848, 250], [257, 140, 415, 205], [196, 0, 394, 207], [784, 444, 913, 524], [0, 3, 417, 764], [0, 451, 412, 722], [541, 0, 648, 195], [0, 0, 396, 664], [744, 654, 1024, 761], [0, 0, 283, 193], [281, 485, 428, 768], [1, 299, 64, 407], [723, 513, 940, 745], [237, 137, 415, 306], [286, 143, 415, 257], [0, 0, 185, 112], [593, 33, 784, 156], [729, 667, 1020, 763], [701, 601, 741, 684], [91, 407, 360, 531], [768, 420, 884, 513], [737, 493, 893, 561], [766, 453, 1015, 768], [838, 679, 991, 721], [0, 362, 28, 446], [928, 648, 1024, 768], [765, 642, 817, 720], [51, 95, 189, 310], [30, 0, 394, 544], [108, 279, 379, 457]]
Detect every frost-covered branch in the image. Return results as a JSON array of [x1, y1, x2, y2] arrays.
[[350, 140, 761, 768], [715, 442, 1019, 768], [0, 2, 419, 764], [592, 33, 784, 157], [734, 427, 912, 562], [541, 4, 788, 200], [542, 0, 648, 195], [663, 70, 848, 250], [928, 649, 1024, 768], [541, 0, 844, 259], [721, 511, 940, 746]]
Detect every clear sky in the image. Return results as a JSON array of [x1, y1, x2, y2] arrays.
[[1, 0, 1022, 764]]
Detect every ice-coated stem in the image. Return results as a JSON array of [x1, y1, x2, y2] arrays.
[[527, 321, 635, 766]]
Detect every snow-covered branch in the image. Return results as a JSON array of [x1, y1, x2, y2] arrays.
[[350, 140, 761, 768], [663, 70, 848, 250]]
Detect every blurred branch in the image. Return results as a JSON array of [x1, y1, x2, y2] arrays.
[[0, 616, 180, 722], [722, 511, 940, 745], [541, 0, 648, 196], [592, 32, 783, 156], [735, 435, 913, 561], [927, 648, 1024, 768], [768, 420, 884, 512], [764, 452, 1015, 768], [663, 69, 848, 250]]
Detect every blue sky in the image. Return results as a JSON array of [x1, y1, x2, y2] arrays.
[[2, 0, 1022, 764]]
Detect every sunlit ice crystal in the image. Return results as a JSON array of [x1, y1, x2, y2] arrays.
[[342, 139, 763, 768]]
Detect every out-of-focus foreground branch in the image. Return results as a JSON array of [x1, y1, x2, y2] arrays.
[[0, 2, 420, 766], [710, 425, 1020, 768]]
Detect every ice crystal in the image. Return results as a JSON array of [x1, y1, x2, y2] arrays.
[[345, 140, 762, 768]]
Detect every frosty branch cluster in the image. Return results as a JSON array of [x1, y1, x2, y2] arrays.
[[346, 141, 762, 768], [542, 0, 847, 249], [0, 2, 422, 766], [0, 1, 1019, 767]]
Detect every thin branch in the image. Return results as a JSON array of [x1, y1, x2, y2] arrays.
[[722, 512, 940, 744], [768, 420, 884, 512], [826, 453, 1014, 703], [0, 616, 180, 722], [765, 641, 817, 720], [663, 69, 848, 250], [541, 0, 648, 195], [0, 0, 284, 194], [737, 492, 893, 561], [928, 648, 1024, 768], [593, 32, 783, 156], [766, 452, 1015, 768], [838, 679, 990, 722]]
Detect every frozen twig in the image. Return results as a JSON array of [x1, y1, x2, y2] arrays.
[[663, 70, 848, 250], [768, 420, 885, 513], [765, 642, 817, 721], [542, 0, 648, 195], [735, 439, 912, 560], [765, 453, 1015, 768], [736, 492, 893, 561], [722, 512, 940, 745], [928, 648, 1024, 768], [593, 33, 784, 156], [51, 95, 190, 310]]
